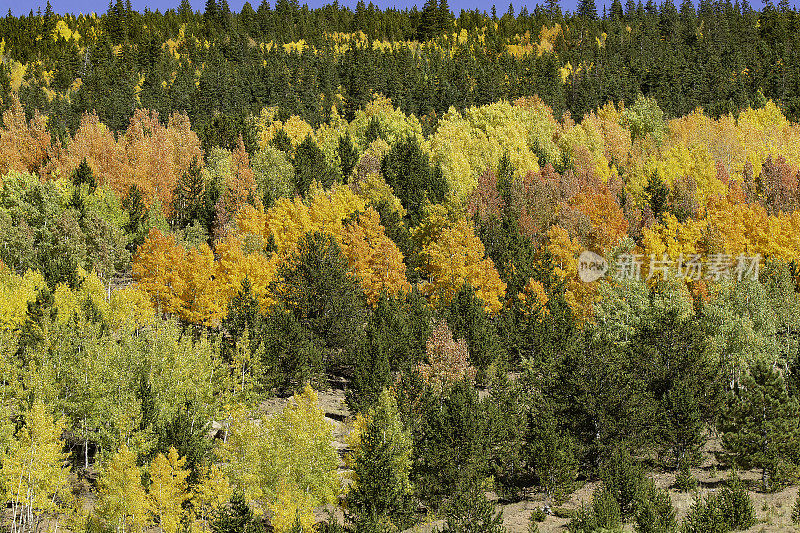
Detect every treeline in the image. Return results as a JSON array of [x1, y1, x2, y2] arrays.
[[2, 0, 800, 150]]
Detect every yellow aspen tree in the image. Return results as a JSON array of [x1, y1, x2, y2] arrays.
[[0, 269, 47, 329], [545, 224, 599, 320], [214, 235, 280, 310], [192, 464, 233, 528], [108, 286, 156, 329], [339, 207, 410, 304], [132, 228, 184, 316], [218, 386, 339, 523], [148, 447, 191, 533], [415, 215, 506, 313], [517, 277, 550, 320], [96, 444, 150, 533], [0, 400, 71, 533], [268, 481, 316, 533], [173, 243, 222, 326]]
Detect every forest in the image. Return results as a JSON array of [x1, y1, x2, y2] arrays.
[[3, 0, 800, 532]]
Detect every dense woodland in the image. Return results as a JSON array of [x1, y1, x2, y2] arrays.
[[3, 1, 800, 532]]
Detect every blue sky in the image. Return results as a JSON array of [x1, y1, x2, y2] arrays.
[[5, 0, 773, 18]]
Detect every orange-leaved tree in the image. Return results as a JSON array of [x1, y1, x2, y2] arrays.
[[0, 95, 51, 177], [132, 229, 223, 326]]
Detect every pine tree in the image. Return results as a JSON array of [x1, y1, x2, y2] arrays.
[[337, 132, 358, 183], [527, 407, 578, 504], [721, 359, 800, 492], [411, 380, 489, 508], [545, 0, 561, 18], [273, 231, 366, 356], [171, 157, 205, 230], [381, 135, 447, 227], [73, 158, 97, 193], [418, 0, 439, 40], [440, 283, 506, 380], [210, 490, 262, 533], [292, 135, 338, 197], [346, 390, 415, 531]]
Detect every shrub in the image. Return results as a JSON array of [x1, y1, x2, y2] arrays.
[[718, 474, 755, 531], [553, 507, 577, 519], [674, 455, 698, 492], [530, 507, 547, 523], [679, 493, 727, 533], [600, 446, 646, 519], [635, 479, 677, 533], [792, 490, 800, 523]]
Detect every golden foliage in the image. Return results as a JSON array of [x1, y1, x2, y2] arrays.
[[415, 213, 506, 313], [132, 229, 222, 326], [53, 109, 202, 215]]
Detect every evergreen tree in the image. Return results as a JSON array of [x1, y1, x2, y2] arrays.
[[439, 473, 506, 533], [635, 478, 677, 533], [73, 158, 97, 193], [411, 380, 489, 508], [171, 157, 205, 230], [347, 390, 415, 531], [273, 231, 367, 356], [381, 135, 447, 227], [527, 405, 578, 504], [439, 283, 506, 379], [577, 0, 598, 19], [293, 135, 338, 197], [721, 358, 800, 491], [418, 0, 439, 40], [211, 490, 263, 533], [337, 131, 358, 182]]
